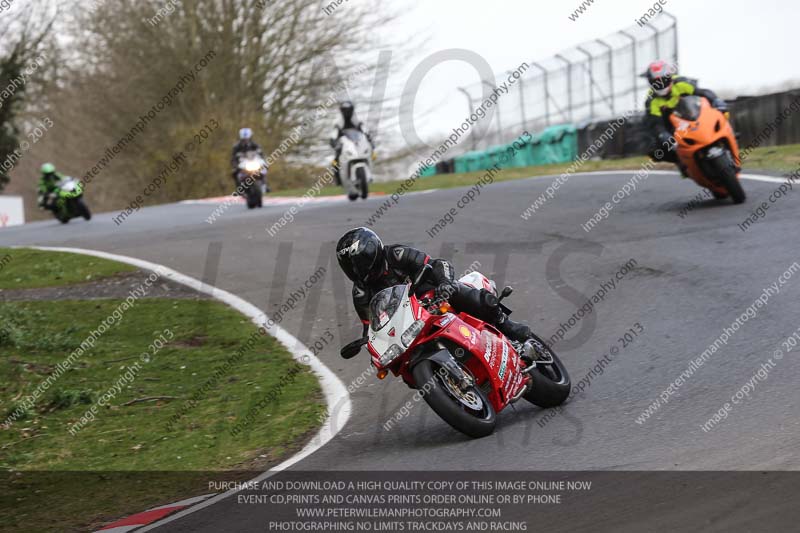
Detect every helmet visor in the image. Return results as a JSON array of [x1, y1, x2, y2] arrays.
[[337, 238, 382, 283], [650, 76, 672, 97]]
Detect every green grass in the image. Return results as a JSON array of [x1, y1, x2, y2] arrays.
[[740, 143, 800, 174], [0, 248, 137, 290], [271, 142, 800, 198], [0, 250, 325, 531]]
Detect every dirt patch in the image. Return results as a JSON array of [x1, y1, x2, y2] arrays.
[[0, 270, 209, 302], [172, 335, 209, 348]]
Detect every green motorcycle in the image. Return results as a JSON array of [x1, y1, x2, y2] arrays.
[[47, 177, 92, 224]]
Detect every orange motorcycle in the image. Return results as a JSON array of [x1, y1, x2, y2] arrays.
[[668, 95, 746, 204]]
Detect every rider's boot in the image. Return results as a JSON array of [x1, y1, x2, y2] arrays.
[[496, 314, 533, 344], [332, 159, 342, 186]]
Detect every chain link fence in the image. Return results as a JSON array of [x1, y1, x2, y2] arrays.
[[458, 13, 678, 151]]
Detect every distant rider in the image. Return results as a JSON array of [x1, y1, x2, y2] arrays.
[[37, 163, 63, 211], [643, 60, 729, 174], [231, 127, 267, 189], [335, 228, 533, 359], [330, 101, 374, 185]]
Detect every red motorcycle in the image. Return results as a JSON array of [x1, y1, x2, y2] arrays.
[[342, 267, 571, 438]]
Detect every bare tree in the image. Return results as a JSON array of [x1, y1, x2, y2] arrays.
[[0, 2, 59, 195], [30, 0, 397, 212]]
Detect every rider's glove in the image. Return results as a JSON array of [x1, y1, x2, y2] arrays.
[[657, 132, 677, 152], [712, 98, 729, 113]]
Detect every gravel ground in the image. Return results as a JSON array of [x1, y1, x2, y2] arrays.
[[0, 270, 208, 302]]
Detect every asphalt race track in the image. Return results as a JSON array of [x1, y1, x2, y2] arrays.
[[3, 170, 800, 531]]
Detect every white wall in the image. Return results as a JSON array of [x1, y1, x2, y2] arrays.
[[0, 196, 25, 227]]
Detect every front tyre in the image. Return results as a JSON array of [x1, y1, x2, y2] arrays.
[[246, 183, 261, 209], [356, 167, 368, 199], [77, 199, 91, 221], [710, 152, 746, 204], [412, 358, 496, 438], [523, 334, 571, 408], [721, 169, 746, 205]]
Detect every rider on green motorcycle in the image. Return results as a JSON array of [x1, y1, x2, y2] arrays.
[[37, 163, 63, 210]]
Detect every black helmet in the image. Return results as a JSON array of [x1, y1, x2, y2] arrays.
[[336, 227, 384, 284], [339, 100, 355, 122]]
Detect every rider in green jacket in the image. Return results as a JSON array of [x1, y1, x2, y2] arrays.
[[37, 162, 63, 210]]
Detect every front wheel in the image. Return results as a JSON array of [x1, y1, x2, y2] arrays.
[[709, 152, 746, 204], [356, 167, 368, 199], [77, 199, 91, 220], [246, 183, 261, 209], [412, 358, 496, 438], [721, 169, 746, 205], [523, 334, 571, 408]]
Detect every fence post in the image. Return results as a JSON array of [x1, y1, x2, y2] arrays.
[[514, 71, 527, 132], [482, 79, 503, 144], [576, 46, 594, 121], [555, 54, 574, 123], [619, 30, 639, 112], [596, 39, 615, 116], [457, 87, 477, 151], [661, 11, 679, 66], [532, 62, 550, 126]]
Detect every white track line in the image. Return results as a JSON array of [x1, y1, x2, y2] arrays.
[[550, 169, 789, 184], [21, 246, 351, 532]]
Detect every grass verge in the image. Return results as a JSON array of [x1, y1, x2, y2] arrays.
[[0, 251, 324, 532], [0, 248, 137, 290], [271, 143, 800, 198]]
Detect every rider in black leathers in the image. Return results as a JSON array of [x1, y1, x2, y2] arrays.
[[330, 101, 374, 185], [336, 228, 532, 358], [230, 127, 266, 186]]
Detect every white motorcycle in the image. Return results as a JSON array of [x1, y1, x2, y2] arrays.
[[336, 128, 373, 201], [235, 150, 269, 209]]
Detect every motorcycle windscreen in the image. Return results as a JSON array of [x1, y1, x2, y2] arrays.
[[674, 95, 702, 121], [369, 285, 407, 331], [341, 128, 364, 142]]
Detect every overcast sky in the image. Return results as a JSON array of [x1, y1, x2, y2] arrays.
[[362, 0, 799, 148]]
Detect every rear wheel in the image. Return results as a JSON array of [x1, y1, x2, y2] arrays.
[[356, 167, 368, 199], [412, 358, 496, 438], [523, 334, 571, 408]]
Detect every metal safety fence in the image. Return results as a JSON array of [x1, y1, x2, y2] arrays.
[[458, 12, 678, 151]]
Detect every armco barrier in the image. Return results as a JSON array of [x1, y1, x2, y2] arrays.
[[575, 88, 800, 162], [577, 113, 650, 160], [730, 89, 800, 151]]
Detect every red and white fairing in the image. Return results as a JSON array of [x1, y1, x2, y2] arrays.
[[366, 271, 529, 412]]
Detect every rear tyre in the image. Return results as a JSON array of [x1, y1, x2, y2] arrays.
[[412, 358, 496, 438], [523, 334, 571, 408], [356, 167, 368, 199]]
